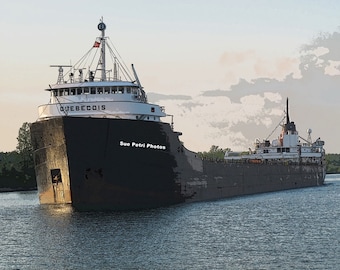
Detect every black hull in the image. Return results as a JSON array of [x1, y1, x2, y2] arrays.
[[30, 117, 326, 210]]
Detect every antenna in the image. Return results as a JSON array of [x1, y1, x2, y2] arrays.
[[307, 128, 312, 144], [50, 65, 72, 84], [75, 68, 86, 82]]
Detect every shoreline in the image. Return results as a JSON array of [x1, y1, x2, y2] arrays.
[[0, 187, 37, 193]]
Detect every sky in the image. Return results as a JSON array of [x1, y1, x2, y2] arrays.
[[1, 0, 340, 153]]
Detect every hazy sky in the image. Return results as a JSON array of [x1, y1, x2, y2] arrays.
[[1, 0, 340, 153]]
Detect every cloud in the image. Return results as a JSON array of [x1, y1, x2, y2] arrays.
[[147, 92, 192, 102], [148, 29, 340, 153], [149, 91, 284, 151], [302, 31, 340, 61], [218, 50, 301, 85], [300, 31, 340, 78], [324, 60, 340, 76], [219, 50, 256, 65], [200, 89, 230, 97]]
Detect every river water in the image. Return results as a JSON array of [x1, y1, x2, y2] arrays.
[[0, 175, 339, 270]]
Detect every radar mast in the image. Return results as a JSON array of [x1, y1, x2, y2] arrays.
[[98, 18, 106, 81]]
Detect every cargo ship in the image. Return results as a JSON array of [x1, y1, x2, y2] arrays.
[[30, 19, 326, 210]]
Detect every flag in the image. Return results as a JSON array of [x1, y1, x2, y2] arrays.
[[93, 39, 100, 48]]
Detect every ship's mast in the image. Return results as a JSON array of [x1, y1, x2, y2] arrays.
[[284, 97, 296, 134], [113, 57, 118, 80], [98, 19, 106, 81], [286, 97, 290, 124]]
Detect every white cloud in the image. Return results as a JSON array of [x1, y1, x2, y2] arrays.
[[324, 60, 340, 75], [154, 93, 284, 152], [218, 50, 301, 85], [150, 30, 340, 153]]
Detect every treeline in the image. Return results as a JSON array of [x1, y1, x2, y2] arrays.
[[0, 123, 36, 191], [197, 145, 230, 161], [325, 154, 340, 174]]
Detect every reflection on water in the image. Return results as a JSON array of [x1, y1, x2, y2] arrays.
[[41, 203, 74, 215], [0, 175, 339, 269]]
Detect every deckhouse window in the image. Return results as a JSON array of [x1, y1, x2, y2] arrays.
[[112, 86, 117, 93], [104, 87, 110, 94], [76, 88, 82, 95], [90, 87, 96, 94], [97, 87, 103, 94], [70, 89, 75, 95], [84, 87, 89, 94], [118, 87, 124, 94], [126, 87, 131, 94]]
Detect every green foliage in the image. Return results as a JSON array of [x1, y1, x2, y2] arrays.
[[0, 122, 36, 190], [16, 122, 32, 153], [325, 154, 340, 174], [16, 122, 33, 167], [0, 151, 36, 189], [198, 145, 230, 161]]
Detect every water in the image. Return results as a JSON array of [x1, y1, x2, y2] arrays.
[[0, 176, 339, 270]]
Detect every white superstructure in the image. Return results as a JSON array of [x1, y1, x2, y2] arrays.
[[225, 98, 325, 164], [37, 19, 166, 122]]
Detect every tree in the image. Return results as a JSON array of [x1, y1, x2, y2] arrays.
[[0, 122, 36, 190], [198, 145, 231, 161], [325, 154, 340, 174], [16, 122, 33, 167], [16, 122, 32, 153]]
